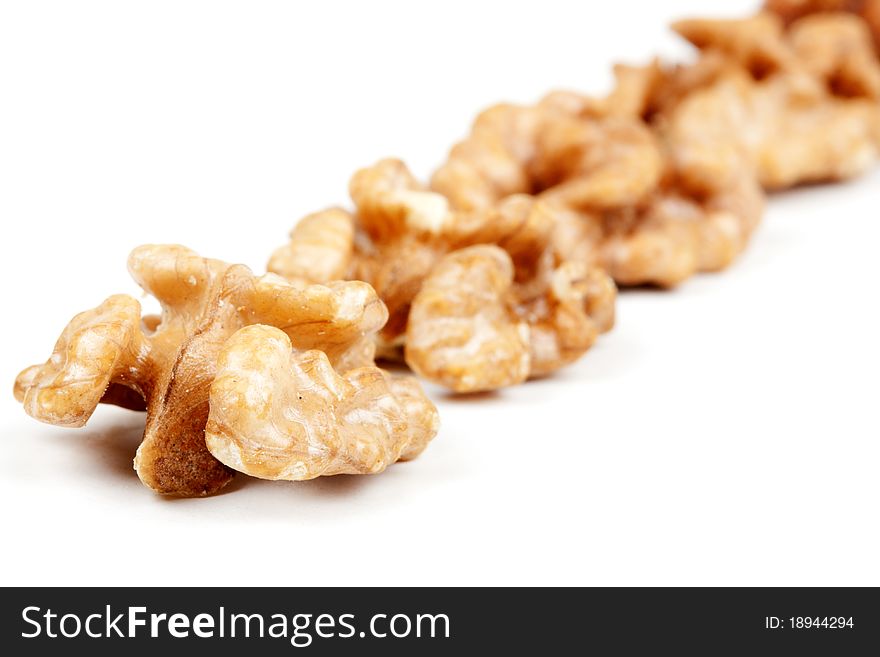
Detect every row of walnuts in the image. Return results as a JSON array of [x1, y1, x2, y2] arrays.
[[14, 4, 880, 496]]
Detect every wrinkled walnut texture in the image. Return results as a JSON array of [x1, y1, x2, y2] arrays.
[[205, 325, 439, 479], [405, 243, 617, 392], [15, 245, 437, 495]]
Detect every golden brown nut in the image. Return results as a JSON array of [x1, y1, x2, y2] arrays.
[[600, 205, 700, 288], [204, 325, 439, 480], [788, 12, 880, 98], [344, 159, 455, 346], [430, 104, 542, 212], [754, 79, 880, 187], [14, 244, 392, 496], [676, 10, 880, 98], [270, 152, 622, 390], [667, 11, 880, 189], [516, 259, 615, 377], [350, 158, 456, 240], [591, 61, 666, 119], [672, 12, 802, 79], [267, 207, 355, 284], [532, 113, 664, 210], [447, 193, 557, 269], [348, 236, 443, 351], [404, 246, 531, 392], [14, 295, 149, 426], [461, 74, 766, 288], [772, 0, 880, 48], [764, 0, 880, 66], [765, 0, 855, 22], [431, 100, 663, 214], [404, 245, 616, 391], [540, 150, 765, 289], [660, 71, 757, 193], [689, 10, 880, 92], [665, 68, 880, 190], [548, 205, 606, 271], [427, 76, 765, 289], [350, 181, 618, 389], [599, 170, 765, 287], [269, 160, 573, 351], [344, 167, 615, 385], [864, 0, 880, 48], [387, 374, 442, 460]]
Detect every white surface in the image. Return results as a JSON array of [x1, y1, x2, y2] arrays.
[[1, 0, 878, 587]]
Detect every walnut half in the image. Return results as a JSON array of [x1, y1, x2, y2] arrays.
[[14, 245, 437, 496], [205, 325, 439, 480], [404, 245, 615, 392]]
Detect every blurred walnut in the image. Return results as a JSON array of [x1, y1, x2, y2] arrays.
[[428, 70, 770, 288], [404, 246, 530, 392], [346, 159, 455, 347], [766, 0, 880, 50], [547, 54, 739, 126], [547, 161, 765, 288], [622, 9, 880, 275], [269, 167, 617, 390], [431, 101, 663, 214], [664, 12, 880, 190], [765, 0, 858, 23], [600, 171, 765, 286], [13, 244, 427, 496], [561, 8, 876, 284], [531, 113, 664, 210], [405, 245, 616, 392], [663, 65, 880, 190], [268, 161, 449, 349], [672, 12, 804, 79], [269, 159, 587, 350], [269, 3, 880, 392], [788, 12, 880, 98], [573, 12, 878, 194], [267, 208, 355, 285], [518, 258, 616, 377], [600, 9, 880, 125], [205, 325, 439, 480], [427, 81, 763, 287], [865, 0, 880, 49], [429, 104, 543, 212], [675, 11, 880, 99], [467, 98, 662, 208]]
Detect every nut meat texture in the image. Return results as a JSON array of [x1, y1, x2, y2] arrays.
[[15, 245, 438, 495], [14, 5, 880, 495], [270, 163, 618, 392], [268, 8, 880, 385]]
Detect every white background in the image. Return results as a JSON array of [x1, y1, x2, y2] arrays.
[[1, 0, 878, 586]]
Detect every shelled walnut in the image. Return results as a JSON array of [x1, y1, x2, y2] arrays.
[[269, 162, 617, 391], [206, 325, 439, 479], [788, 12, 880, 98], [14, 245, 438, 495], [429, 74, 764, 287], [14, 2, 880, 498], [579, 12, 880, 193], [866, 0, 880, 48], [267, 208, 355, 285], [431, 101, 663, 213], [527, 10, 879, 288], [404, 245, 615, 392], [667, 12, 880, 189], [207, 319, 439, 482], [565, 169, 766, 288], [766, 0, 880, 51]]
